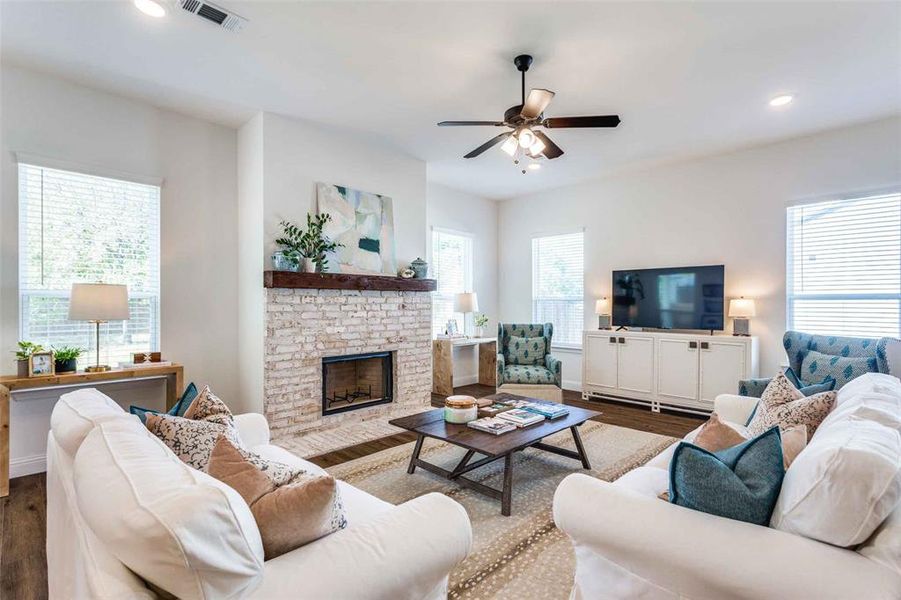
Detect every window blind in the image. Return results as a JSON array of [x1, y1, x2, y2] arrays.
[[18, 163, 161, 367], [431, 229, 473, 337], [787, 192, 900, 338], [532, 231, 584, 346]]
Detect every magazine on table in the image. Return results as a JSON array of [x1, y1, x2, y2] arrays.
[[467, 417, 517, 435], [521, 402, 569, 419], [496, 409, 545, 427], [478, 403, 515, 417]]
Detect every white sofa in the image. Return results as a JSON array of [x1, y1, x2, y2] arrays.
[[47, 388, 472, 600], [554, 373, 901, 599]]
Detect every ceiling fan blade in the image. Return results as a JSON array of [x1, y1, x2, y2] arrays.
[[534, 131, 564, 159], [520, 89, 555, 119], [542, 115, 621, 128], [438, 120, 506, 127], [464, 132, 513, 159]]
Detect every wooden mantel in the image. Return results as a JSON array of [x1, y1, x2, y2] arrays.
[[264, 271, 437, 292]]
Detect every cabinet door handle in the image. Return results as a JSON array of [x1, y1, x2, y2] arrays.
[[701, 342, 709, 350], [609, 336, 617, 344], [618, 337, 626, 344], [688, 341, 698, 349]]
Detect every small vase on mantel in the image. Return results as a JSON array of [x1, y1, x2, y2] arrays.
[[303, 257, 317, 273]]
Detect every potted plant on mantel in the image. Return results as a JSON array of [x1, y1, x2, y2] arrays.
[[274, 214, 344, 273], [53, 346, 84, 374], [14, 341, 44, 377]]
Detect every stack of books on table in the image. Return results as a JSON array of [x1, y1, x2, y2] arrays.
[[521, 402, 569, 420], [467, 417, 517, 435], [496, 408, 545, 428]]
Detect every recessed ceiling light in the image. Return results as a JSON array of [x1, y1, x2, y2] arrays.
[[528, 163, 541, 171], [134, 0, 166, 18], [769, 94, 794, 107]]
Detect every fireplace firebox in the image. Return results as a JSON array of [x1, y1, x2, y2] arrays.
[[322, 351, 393, 416]]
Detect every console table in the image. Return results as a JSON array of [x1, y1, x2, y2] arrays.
[[432, 337, 496, 396], [0, 363, 184, 497]]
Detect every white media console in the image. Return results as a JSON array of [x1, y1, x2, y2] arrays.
[[582, 330, 759, 414]]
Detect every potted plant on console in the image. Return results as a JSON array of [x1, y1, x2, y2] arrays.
[[13, 341, 44, 377], [53, 346, 84, 374]]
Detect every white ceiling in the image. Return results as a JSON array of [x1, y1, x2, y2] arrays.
[[2, 1, 899, 199]]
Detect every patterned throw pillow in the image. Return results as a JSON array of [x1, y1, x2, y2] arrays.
[[799, 350, 878, 389], [144, 385, 301, 485], [505, 335, 547, 366], [207, 436, 347, 560], [747, 372, 836, 439]]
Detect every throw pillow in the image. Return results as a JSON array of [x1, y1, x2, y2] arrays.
[[129, 382, 199, 424], [669, 427, 785, 525], [771, 418, 901, 547], [784, 369, 837, 396], [800, 349, 878, 388], [746, 372, 836, 439], [693, 413, 808, 469], [505, 335, 546, 366], [207, 436, 347, 560]]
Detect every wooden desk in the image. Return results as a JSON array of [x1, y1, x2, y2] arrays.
[[432, 337, 496, 396], [0, 363, 184, 497]]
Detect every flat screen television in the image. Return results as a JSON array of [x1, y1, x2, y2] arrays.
[[612, 265, 724, 331]]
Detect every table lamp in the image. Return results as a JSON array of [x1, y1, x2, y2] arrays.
[[595, 297, 611, 330], [454, 292, 479, 337], [729, 297, 756, 337], [69, 283, 130, 372]]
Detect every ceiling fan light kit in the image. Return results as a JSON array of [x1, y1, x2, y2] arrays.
[[438, 54, 620, 173]]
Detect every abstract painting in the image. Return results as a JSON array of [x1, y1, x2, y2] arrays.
[[316, 182, 397, 274]]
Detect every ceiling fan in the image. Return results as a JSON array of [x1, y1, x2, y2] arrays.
[[438, 54, 620, 170]]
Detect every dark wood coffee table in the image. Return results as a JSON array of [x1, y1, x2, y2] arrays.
[[389, 394, 601, 516]]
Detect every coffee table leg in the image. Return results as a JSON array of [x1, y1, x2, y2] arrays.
[[501, 453, 513, 516], [570, 426, 592, 470], [407, 434, 425, 474]]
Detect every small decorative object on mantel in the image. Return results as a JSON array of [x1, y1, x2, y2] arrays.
[[474, 313, 489, 338], [410, 257, 428, 279], [275, 216, 344, 274], [53, 346, 84, 374], [29, 350, 54, 377], [444, 395, 478, 423], [13, 341, 44, 378], [399, 267, 415, 279]]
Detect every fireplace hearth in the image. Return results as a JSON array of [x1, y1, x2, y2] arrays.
[[322, 351, 393, 416]]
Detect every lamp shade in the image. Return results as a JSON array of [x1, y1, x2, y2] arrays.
[[454, 292, 479, 313], [728, 297, 756, 318], [69, 283, 130, 321], [595, 297, 611, 315]]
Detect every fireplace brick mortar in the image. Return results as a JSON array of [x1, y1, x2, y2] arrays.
[[265, 288, 433, 440]]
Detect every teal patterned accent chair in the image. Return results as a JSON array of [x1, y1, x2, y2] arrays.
[[496, 323, 563, 402], [738, 330, 891, 397]]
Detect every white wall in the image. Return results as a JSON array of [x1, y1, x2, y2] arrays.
[[427, 182, 498, 385], [1, 65, 239, 475], [236, 112, 429, 412], [498, 116, 901, 387]]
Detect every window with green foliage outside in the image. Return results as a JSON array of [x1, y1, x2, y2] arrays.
[[18, 163, 161, 368], [532, 231, 584, 347]]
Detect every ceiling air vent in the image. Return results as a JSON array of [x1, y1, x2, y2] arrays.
[[178, 0, 247, 32]]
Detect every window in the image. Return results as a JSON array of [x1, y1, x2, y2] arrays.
[[787, 192, 900, 338], [18, 163, 161, 368], [532, 231, 584, 347], [431, 228, 473, 337]]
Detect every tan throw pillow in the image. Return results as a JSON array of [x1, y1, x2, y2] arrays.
[[208, 436, 347, 560], [693, 412, 747, 452], [747, 372, 836, 439]]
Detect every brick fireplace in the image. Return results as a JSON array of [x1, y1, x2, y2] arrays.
[[263, 272, 436, 447]]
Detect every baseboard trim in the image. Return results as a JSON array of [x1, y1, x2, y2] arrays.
[[11, 454, 46, 478]]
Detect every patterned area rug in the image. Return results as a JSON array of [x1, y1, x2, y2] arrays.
[[326, 421, 676, 599]]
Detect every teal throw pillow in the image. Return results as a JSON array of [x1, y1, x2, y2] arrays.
[[799, 350, 878, 389], [505, 335, 546, 366], [669, 427, 785, 525], [783, 368, 836, 396], [130, 382, 199, 424]]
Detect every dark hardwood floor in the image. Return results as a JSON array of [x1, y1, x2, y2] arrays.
[[0, 385, 703, 598]]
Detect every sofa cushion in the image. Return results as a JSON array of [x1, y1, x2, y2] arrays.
[[74, 419, 264, 600], [505, 335, 546, 366], [746, 372, 835, 439], [669, 427, 785, 525], [51, 388, 134, 458], [503, 364, 556, 384], [800, 349, 879, 389], [771, 418, 901, 547]]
